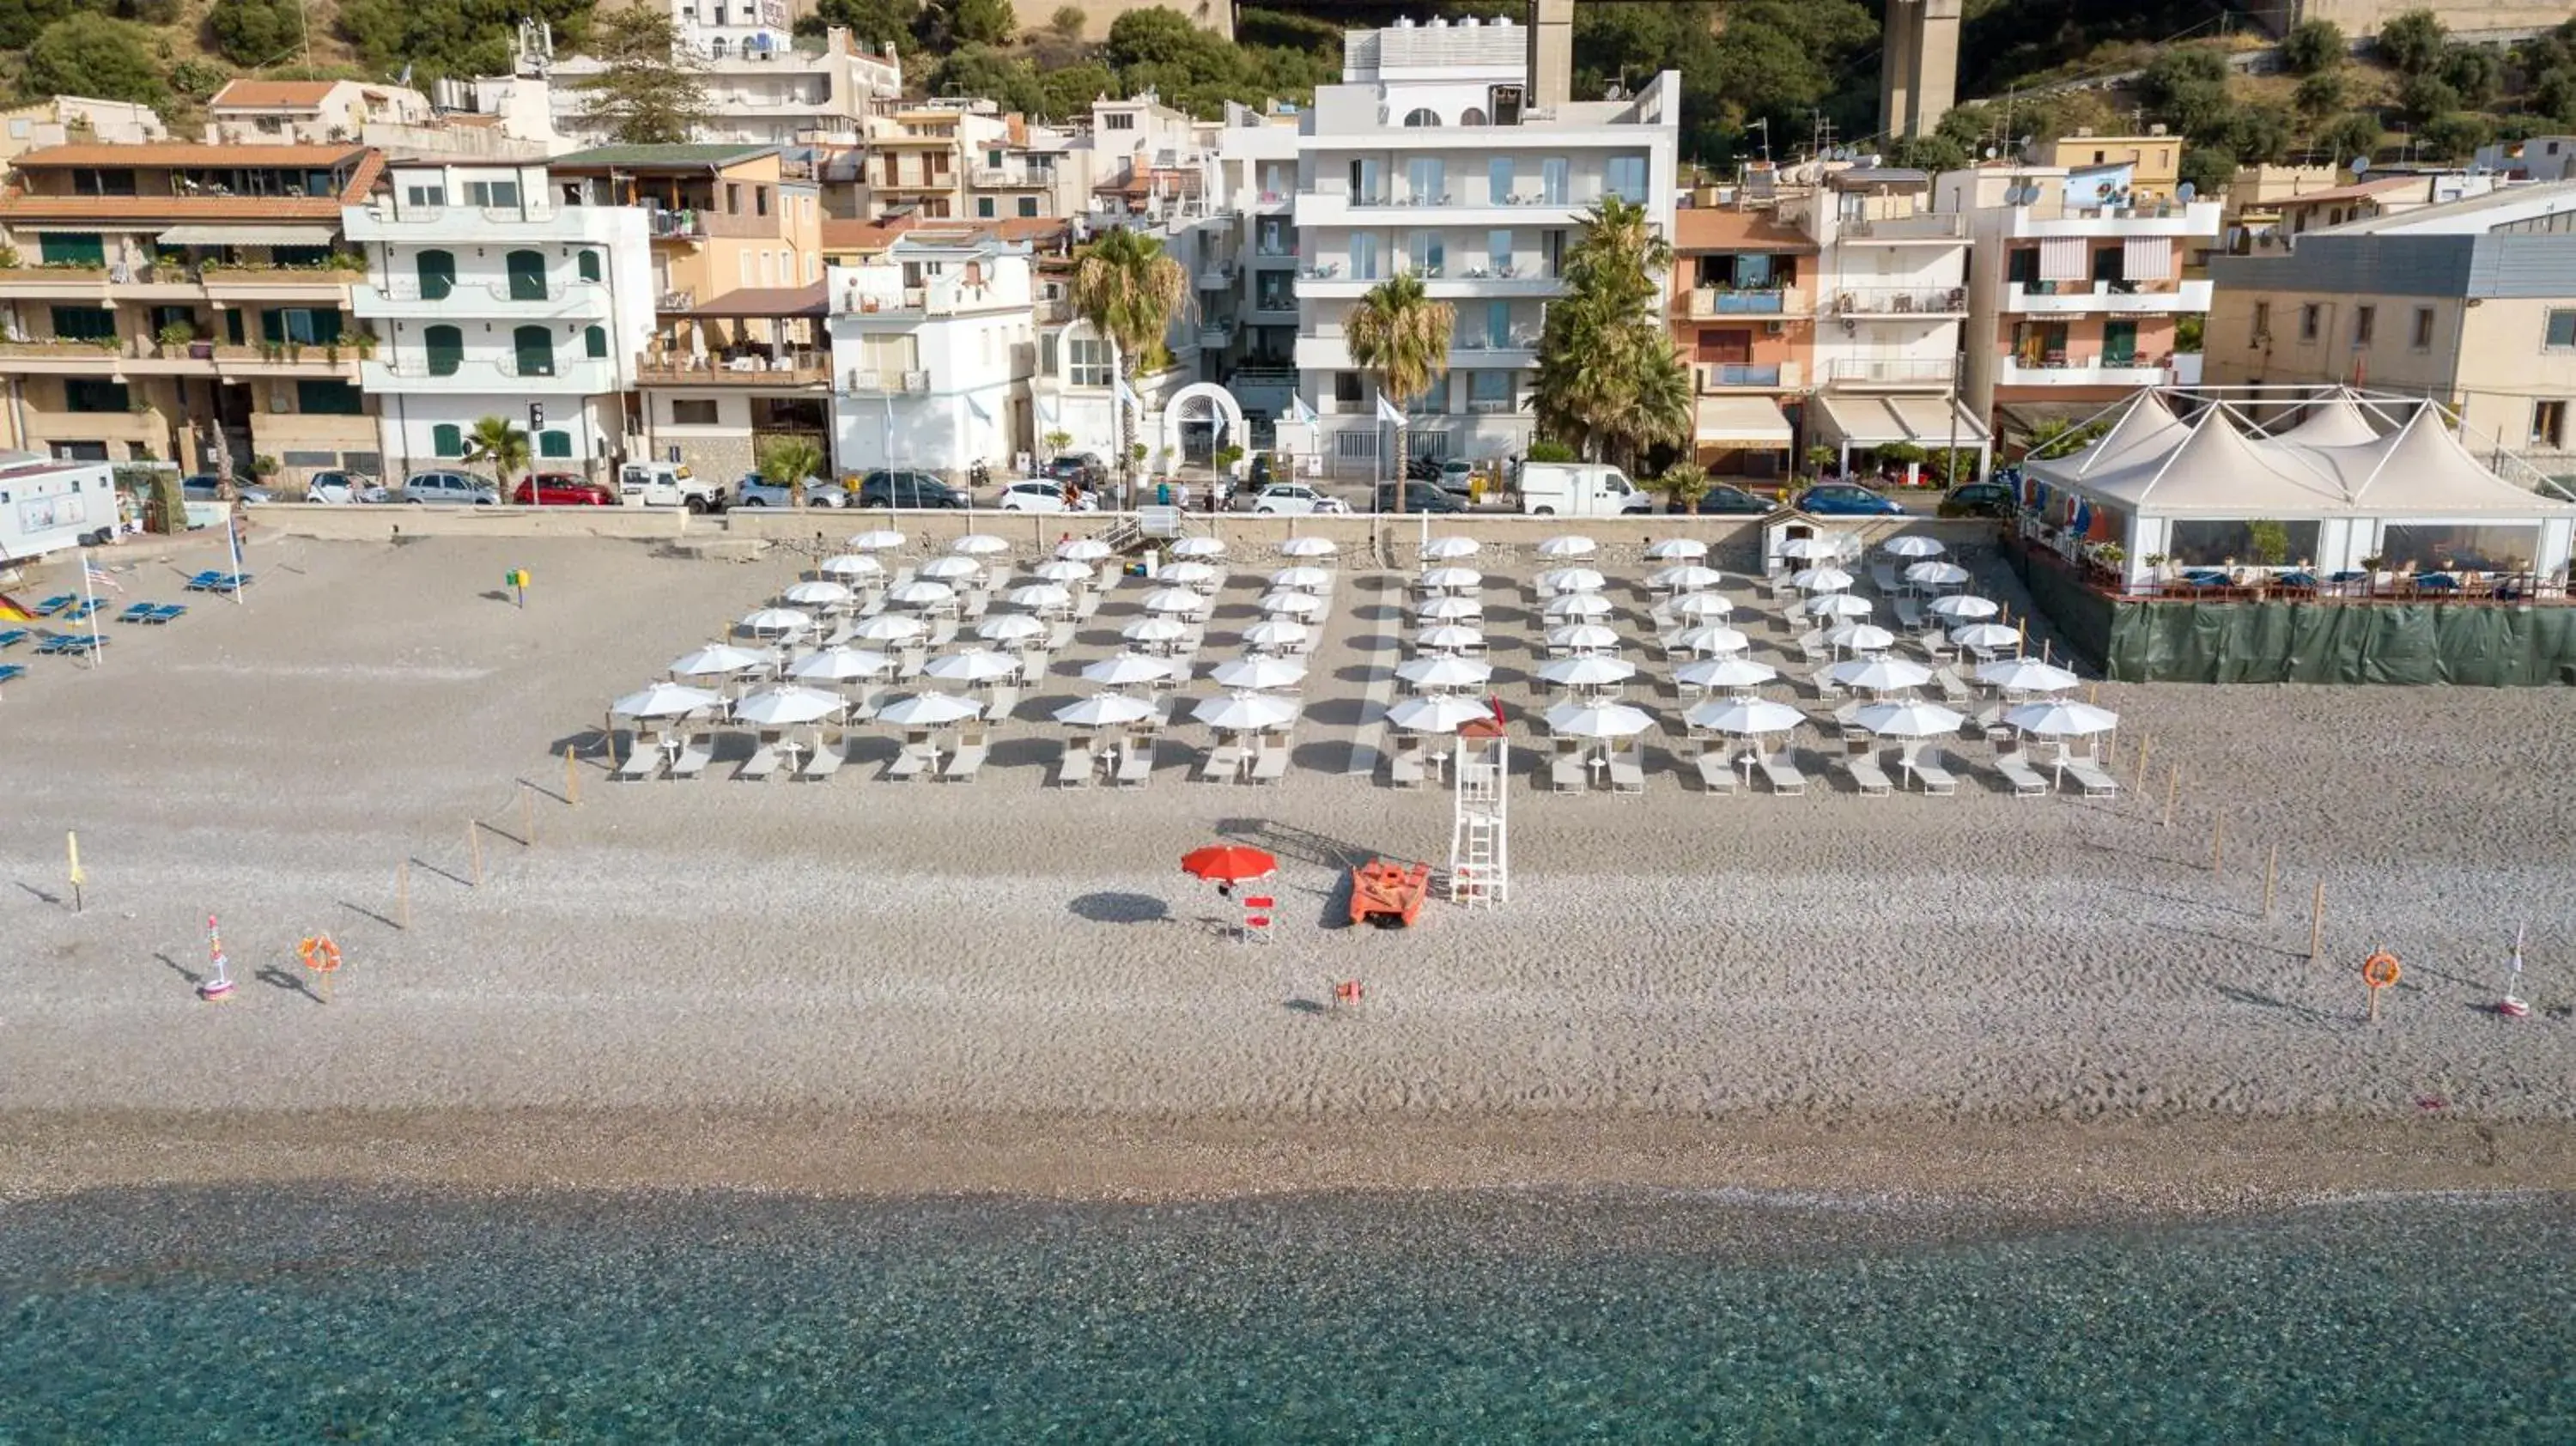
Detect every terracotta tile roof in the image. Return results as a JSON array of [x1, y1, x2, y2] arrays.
[[0, 146, 380, 222], [1672, 205, 1815, 252], [821, 216, 916, 252], [208, 81, 339, 110], [2276, 176, 2418, 205], [11, 143, 371, 168]]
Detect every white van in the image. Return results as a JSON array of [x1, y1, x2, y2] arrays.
[[618, 460, 726, 513], [1517, 462, 1653, 517]]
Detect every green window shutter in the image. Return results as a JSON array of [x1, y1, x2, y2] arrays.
[[577, 250, 603, 283], [43, 233, 104, 266], [431, 423, 464, 457], [584, 325, 607, 359], [538, 429, 573, 459]]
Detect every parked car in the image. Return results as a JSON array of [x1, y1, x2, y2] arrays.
[[401, 471, 500, 506], [855, 471, 967, 509], [1795, 482, 1907, 516], [1517, 462, 1652, 517], [1249, 483, 1348, 516], [617, 460, 726, 512], [998, 479, 1095, 513], [732, 474, 837, 507], [1939, 480, 2018, 518], [512, 473, 615, 506], [304, 471, 390, 504], [1668, 483, 1771, 515], [1371, 481, 1467, 513], [1437, 459, 1476, 495], [1039, 453, 1103, 487], [182, 475, 274, 505]]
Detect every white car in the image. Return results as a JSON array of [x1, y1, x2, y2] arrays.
[[996, 479, 1095, 513], [305, 471, 391, 504], [1251, 483, 1349, 516], [732, 476, 841, 507]]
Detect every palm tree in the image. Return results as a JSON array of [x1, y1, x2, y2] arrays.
[[465, 416, 531, 494], [1070, 227, 1186, 501], [1344, 273, 1453, 513], [1534, 195, 1684, 466], [759, 435, 826, 507]]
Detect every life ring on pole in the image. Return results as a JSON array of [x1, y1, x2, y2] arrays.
[[299, 934, 343, 974], [2362, 951, 2402, 990]]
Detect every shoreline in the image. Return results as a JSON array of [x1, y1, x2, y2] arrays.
[[7, 1108, 2572, 1219]]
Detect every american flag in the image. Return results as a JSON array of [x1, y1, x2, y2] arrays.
[[84, 560, 123, 593]]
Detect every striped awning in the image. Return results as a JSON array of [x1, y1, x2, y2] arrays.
[[2038, 236, 2088, 282], [2122, 235, 2174, 280], [1693, 396, 1793, 447], [157, 223, 341, 246]]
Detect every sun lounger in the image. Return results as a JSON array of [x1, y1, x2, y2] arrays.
[[1693, 750, 1737, 794], [1843, 752, 1893, 796], [1115, 739, 1155, 786], [1249, 744, 1290, 785], [799, 738, 844, 781], [116, 602, 156, 624], [885, 743, 933, 781], [147, 604, 186, 623], [1389, 748, 1425, 788], [738, 742, 784, 781], [1907, 748, 1958, 795], [670, 738, 714, 779], [927, 617, 959, 645], [0, 660, 23, 685], [1995, 752, 2049, 797], [2064, 756, 2121, 798], [614, 737, 663, 780], [1199, 744, 1245, 783], [941, 740, 989, 781], [1893, 597, 1925, 629], [34, 633, 100, 655], [1871, 562, 1901, 592], [1608, 749, 1645, 794], [1073, 590, 1105, 619], [64, 598, 100, 621], [1931, 666, 1971, 704], [1550, 756, 1588, 793], [1056, 739, 1095, 787], [1018, 652, 1052, 684], [33, 594, 73, 616], [982, 685, 1019, 719], [0, 629, 27, 650], [1759, 751, 1807, 794]]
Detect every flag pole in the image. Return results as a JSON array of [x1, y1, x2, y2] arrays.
[[79, 547, 101, 665], [227, 511, 246, 605]]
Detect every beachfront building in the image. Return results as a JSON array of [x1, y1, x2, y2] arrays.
[[1668, 199, 1814, 477], [548, 16, 900, 149], [0, 143, 384, 480], [0, 98, 167, 164], [343, 161, 654, 482], [826, 234, 1037, 476], [1936, 162, 2220, 444], [1286, 13, 1682, 478], [206, 81, 434, 148], [1205, 104, 1305, 437], [2201, 180, 2576, 481], [860, 102, 1015, 224]]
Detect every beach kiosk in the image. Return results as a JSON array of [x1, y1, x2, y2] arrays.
[[0, 453, 118, 563]]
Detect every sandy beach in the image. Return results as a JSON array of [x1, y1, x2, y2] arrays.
[[5, 526, 2575, 1213]]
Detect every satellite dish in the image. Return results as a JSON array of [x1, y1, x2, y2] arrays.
[[1983, 146, 1998, 159], [2177, 180, 2196, 202], [2351, 156, 2371, 175]]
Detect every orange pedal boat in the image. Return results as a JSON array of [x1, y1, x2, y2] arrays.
[[1349, 859, 1431, 928]]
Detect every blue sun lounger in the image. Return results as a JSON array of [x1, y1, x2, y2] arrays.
[[147, 603, 187, 623], [34, 632, 103, 655], [184, 570, 254, 593], [0, 663, 24, 684], [0, 629, 28, 650], [117, 602, 158, 624]]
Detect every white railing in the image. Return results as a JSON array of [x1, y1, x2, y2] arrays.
[[842, 368, 929, 394], [1829, 286, 1967, 315], [1820, 357, 1956, 385]]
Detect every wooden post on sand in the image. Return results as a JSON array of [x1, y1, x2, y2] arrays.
[[2309, 883, 2325, 963], [605, 711, 621, 770], [2263, 844, 2279, 918], [2211, 814, 2225, 877], [2162, 764, 2180, 828], [468, 820, 484, 887], [397, 860, 411, 929], [565, 744, 581, 808], [2136, 733, 2154, 782], [2087, 682, 2099, 706], [520, 783, 537, 848]]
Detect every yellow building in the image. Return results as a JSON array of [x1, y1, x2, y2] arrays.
[[2038, 131, 2183, 201]]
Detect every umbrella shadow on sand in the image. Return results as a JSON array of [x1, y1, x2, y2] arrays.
[[1068, 892, 1172, 925]]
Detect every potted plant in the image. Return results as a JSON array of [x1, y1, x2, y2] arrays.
[[2246, 519, 2289, 569], [352, 330, 378, 359], [252, 455, 281, 486], [1656, 460, 1710, 514], [1214, 442, 1245, 477], [156, 320, 197, 355]]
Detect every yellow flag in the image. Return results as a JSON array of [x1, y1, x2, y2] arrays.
[[66, 831, 83, 887]]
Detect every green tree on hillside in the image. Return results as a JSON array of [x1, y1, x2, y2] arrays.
[[798, 0, 918, 52], [209, 0, 303, 67], [947, 0, 1013, 46], [578, 7, 711, 145], [2139, 46, 2235, 137], [2293, 69, 2348, 119], [2312, 112, 2385, 166], [338, 0, 593, 88], [2441, 44, 2503, 109], [26, 14, 167, 106], [0, 0, 84, 52], [2397, 72, 2461, 125], [1048, 4, 1081, 40], [2281, 18, 2345, 75], [2376, 9, 2447, 75], [2418, 112, 2494, 161], [928, 46, 1046, 118]]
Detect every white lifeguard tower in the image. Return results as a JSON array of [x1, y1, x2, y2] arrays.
[[1448, 713, 1509, 906]]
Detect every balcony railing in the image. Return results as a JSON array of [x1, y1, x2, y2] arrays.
[[1226, 365, 1296, 388], [1465, 397, 1517, 415], [1686, 288, 1799, 317], [1840, 212, 1965, 240], [1699, 363, 1785, 388], [637, 351, 831, 386], [370, 277, 608, 305], [843, 368, 929, 394], [1829, 287, 1966, 315], [1821, 357, 1956, 386]]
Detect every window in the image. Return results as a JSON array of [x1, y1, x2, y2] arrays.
[[2299, 304, 2320, 342], [2533, 400, 2566, 447], [1485, 300, 1510, 346], [1606, 156, 1648, 203], [538, 430, 573, 459], [2411, 307, 2435, 349], [1018, 197, 1038, 217], [1068, 336, 1111, 386], [755, 185, 769, 217], [1406, 157, 1443, 202], [1403, 107, 1440, 127], [928, 153, 950, 177], [63, 379, 129, 412], [2548, 309, 2576, 349], [1541, 158, 1568, 204], [1542, 228, 1565, 277], [1334, 372, 1362, 404], [405, 183, 447, 208], [1409, 230, 1443, 275], [1105, 112, 1135, 131], [2352, 305, 2374, 345], [261, 308, 342, 344], [726, 183, 741, 213], [505, 250, 548, 301], [1461, 107, 1486, 126], [1039, 331, 1059, 375], [1488, 228, 1510, 273], [511, 325, 555, 377], [40, 233, 103, 266], [1468, 371, 1511, 406], [431, 422, 464, 457], [2252, 301, 2271, 338], [423, 325, 463, 376], [671, 398, 720, 426], [464, 179, 519, 209], [584, 325, 608, 359], [987, 149, 1003, 168], [924, 198, 951, 218], [977, 197, 996, 218], [295, 380, 364, 415], [1352, 158, 1382, 203], [416, 249, 455, 301], [1351, 233, 1379, 280], [577, 250, 603, 283], [49, 306, 114, 341], [739, 252, 753, 287]]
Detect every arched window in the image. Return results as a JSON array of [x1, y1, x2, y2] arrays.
[[576, 249, 603, 283], [583, 325, 608, 359], [415, 249, 455, 301], [511, 325, 555, 377], [538, 429, 573, 458], [422, 324, 463, 376], [1461, 107, 1487, 126], [1402, 108, 1440, 128], [430, 422, 463, 457], [505, 249, 547, 301]]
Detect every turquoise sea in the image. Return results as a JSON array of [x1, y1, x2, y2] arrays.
[[2, 1186, 2570, 1443]]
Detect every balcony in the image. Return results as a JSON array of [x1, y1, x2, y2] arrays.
[[0, 265, 112, 301], [199, 265, 357, 303], [212, 343, 365, 380], [1826, 286, 1967, 319], [2008, 199, 2222, 240], [1296, 263, 1564, 301], [636, 352, 832, 389], [0, 339, 126, 374], [1839, 212, 1965, 243], [833, 279, 1023, 318], [354, 277, 613, 319], [1683, 288, 1807, 319], [1820, 357, 1957, 387], [1200, 316, 1238, 348], [2004, 278, 2214, 316], [1196, 258, 1236, 289], [361, 355, 620, 393], [1698, 362, 1802, 391], [1292, 176, 1589, 229], [841, 368, 929, 395], [2001, 355, 2178, 387], [1249, 290, 1298, 319], [343, 201, 629, 246]]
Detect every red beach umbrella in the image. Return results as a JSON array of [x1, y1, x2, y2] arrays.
[[1180, 845, 1278, 884]]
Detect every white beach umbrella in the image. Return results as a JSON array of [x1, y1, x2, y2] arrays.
[[1676, 656, 1777, 690], [953, 532, 1010, 556], [2005, 700, 2121, 737], [818, 553, 884, 580], [734, 685, 846, 727], [1397, 654, 1493, 691], [1827, 656, 1931, 693], [671, 643, 769, 677], [1882, 536, 1946, 559], [924, 647, 1020, 684], [1271, 565, 1334, 590], [1649, 564, 1725, 592], [1418, 565, 1483, 592], [1056, 538, 1112, 562], [1544, 700, 1653, 738], [1687, 696, 1804, 735], [1387, 694, 1494, 734], [1793, 565, 1855, 592], [782, 579, 855, 608], [1546, 623, 1620, 653], [1905, 560, 1971, 588], [1142, 587, 1206, 615], [847, 528, 905, 551], [1081, 653, 1178, 687], [1855, 700, 1965, 738], [1544, 592, 1613, 620], [1005, 582, 1073, 611], [1668, 592, 1734, 619], [613, 681, 725, 718], [851, 614, 925, 643], [1644, 538, 1709, 561], [1778, 537, 1838, 560], [917, 556, 983, 581], [1950, 623, 2020, 652], [1054, 693, 1157, 729], [1122, 617, 1190, 645], [1540, 566, 1607, 594], [1417, 623, 1488, 653], [1033, 559, 1094, 584], [1170, 536, 1226, 558], [790, 647, 895, 683], [1536, 534, 1598, 558], [1208, 654, 1308, 691], [1161, 560, 1220, 586], [1194, 691, 1300, 732], [1243, 618, 1312, 649], [1825, 623, 1899, 655], [1673, 624, 1752, 656], [876, 691, 983, 727], [1976, 658, 2081, 694], [1538, 654, 1637, 689], [1806, 593, 1873, 618], [1278, 536, 1338, 558], [1259, 590, 1321, 616], [1419, 536, 1480, 560], [884, 580, 956, 608], [1928, 594, 2001, 621], [740, 606, 815, 635], [1418, 595, 1483, 621]]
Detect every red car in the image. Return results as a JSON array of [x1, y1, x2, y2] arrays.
[[512, 473, 614, 506]]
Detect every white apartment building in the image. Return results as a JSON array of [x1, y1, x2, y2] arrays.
[[827, 235, 1036, 474], [344, 161, 654, 480], [1283, 14, 1681, 477], [207, 81, 434, 148], [465, 14, 902, 152]]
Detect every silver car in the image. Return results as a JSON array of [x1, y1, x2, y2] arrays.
[[401, 471, 500, 506]]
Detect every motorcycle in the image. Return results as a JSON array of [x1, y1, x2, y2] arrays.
[[1404, 455, 1443, 483], [968, 459, 992, 489]]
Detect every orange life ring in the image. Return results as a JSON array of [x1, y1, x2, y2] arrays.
[[2362, 951, 2402, 989], [299, 934, 343, 974]]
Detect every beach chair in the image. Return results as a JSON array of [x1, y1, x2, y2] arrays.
[[0, 662, 23, 686], [885, 742, 932, 781], [63, 598, 100, 622], [738, 738, 785, 781], [1608, 744, 1646, 795], [1249, 743, 1291, 785], [1994, 751, 2049, 798], [1115, 738, 1155, 786], [983, 684, 1019, 719], [614, 738, 663, 781], [670, 736, 714, 779], [1056, 737, 1096, 787], [1388, 744, 1426, 788], [927, 617, 959, 646], [146, 604, 187, 624], [34, 633, 97, 655], [1550, 743, 1589, 793], [1931, 666, 1971, 704], [1017, 652, 1051, 685], [1871, 562, 1901, 592], [1842, 751, 1893, 796], [32, 594, 74, 616], [1893, 597, 1926, 629], [115, 602, 156, 624], [1199, 744, 1246, 783], [1759, 751, 1807, 795], [799, 734, 845, 781], [2064, 755, 2121, 798], [1907, 747, 1959, 795], [1692, 744, 1737, 794], [0, 629, 29, 651], [942, 730, 990, 781]]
